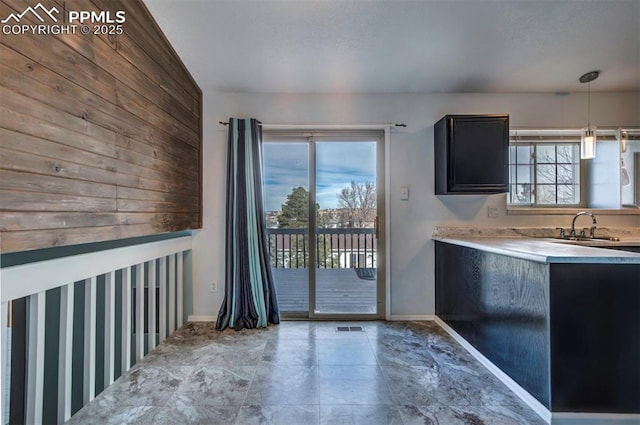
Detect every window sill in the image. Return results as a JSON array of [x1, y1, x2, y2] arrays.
[[507, 207, 640, 215]]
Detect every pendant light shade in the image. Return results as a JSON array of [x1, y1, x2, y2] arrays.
[[618, 129, 630, 187], [618, 129, 628, 154], [621, 159, 631, 187], [581, 126, 596, 159], [579, 71, 599, 160]]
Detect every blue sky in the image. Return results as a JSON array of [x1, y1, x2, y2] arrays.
[[262, 141, 376, 211]]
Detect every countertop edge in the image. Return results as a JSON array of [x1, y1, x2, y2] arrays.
[[432, 236, 640, 264]]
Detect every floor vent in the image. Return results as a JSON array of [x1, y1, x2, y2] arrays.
[[336, 326, 364, 332]]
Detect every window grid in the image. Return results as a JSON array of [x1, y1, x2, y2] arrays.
[[509, 141, 580, 206], [509, 143, 534, 205]]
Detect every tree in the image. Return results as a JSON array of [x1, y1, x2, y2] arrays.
[[272, 186, 337, 268], [277, 186, 329, 228], [337, 181, 376, 227], [278, 187, 312, 228]]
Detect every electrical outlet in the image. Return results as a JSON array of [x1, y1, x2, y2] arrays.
[[210, 281, 218, 292], [488, 206, 500, 218]]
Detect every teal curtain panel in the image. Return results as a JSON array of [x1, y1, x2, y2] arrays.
[[216, 118, 280, 330]]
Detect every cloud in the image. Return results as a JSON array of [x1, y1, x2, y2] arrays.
[[262, 141, 377, 211], [263, 143, 309, 211]]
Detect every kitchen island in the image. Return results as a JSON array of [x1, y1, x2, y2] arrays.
[[433, 233, 640, 424]]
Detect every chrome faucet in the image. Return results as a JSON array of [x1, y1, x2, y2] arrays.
[[571, 211, 597, 238]]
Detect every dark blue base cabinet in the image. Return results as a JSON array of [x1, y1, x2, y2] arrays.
[[435, 241, 640, 414]]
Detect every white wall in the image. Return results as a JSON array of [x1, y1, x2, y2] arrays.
[[191, 91, 640, 319], [588, 139, 621, 208], [621, 140, 640, 206]]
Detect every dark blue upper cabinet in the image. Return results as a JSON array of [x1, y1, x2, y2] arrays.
[[434, 114, 509, 195]]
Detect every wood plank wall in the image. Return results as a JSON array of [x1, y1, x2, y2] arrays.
[[0, 0, 203, 253]]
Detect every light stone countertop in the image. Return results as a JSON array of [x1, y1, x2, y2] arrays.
[[432, 231, 640, 264]]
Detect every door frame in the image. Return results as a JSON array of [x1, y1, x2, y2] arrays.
[[263, 127, 388, 320]]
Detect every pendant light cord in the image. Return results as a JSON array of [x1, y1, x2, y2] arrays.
[[579, 70, 599, 131], [587, 81, 591, 128]]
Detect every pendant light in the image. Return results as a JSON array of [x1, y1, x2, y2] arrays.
[[621, 159, 631, 187], [579, 71, 599, 159], [618, 129, 630, 187], [618, 128, 628, 154]]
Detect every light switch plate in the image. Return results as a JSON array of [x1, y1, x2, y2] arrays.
[[488, 206, 500, 218], [400, 187, 409, 200]]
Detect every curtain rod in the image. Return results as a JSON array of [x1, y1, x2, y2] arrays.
[[218, 121, 407, 129], [511, 127, 640, 139]]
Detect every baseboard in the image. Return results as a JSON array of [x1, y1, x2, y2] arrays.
[[388, 314, 436, 321], [187, 314, 437, 322], [187, 315, 216, 322], [433, 316, 552, 424], [551, 413, 640, 425]]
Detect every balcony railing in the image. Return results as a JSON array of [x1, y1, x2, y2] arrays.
[[1, 237, 191, 425], [266, 228, 376, 269]]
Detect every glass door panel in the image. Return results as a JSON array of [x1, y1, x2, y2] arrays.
[[262, 142, 310, 314], [313, 140, 378, 315]]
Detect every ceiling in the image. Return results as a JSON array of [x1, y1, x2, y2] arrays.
[[143, 0, 640, 94]]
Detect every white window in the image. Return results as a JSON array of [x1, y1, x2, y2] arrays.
[[509, 140, 581, 206]]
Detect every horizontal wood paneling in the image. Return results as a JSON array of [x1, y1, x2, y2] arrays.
[[112, 32, 201, 126], [115, 78, 200, 149], [0, 223, 193, 253], [115, 137, 196, 180], [0, 170, 116, 198], [116, 186, 199, 204], [0, 56, 200, 175], [0, 147, 119, 185], [94, 0, 201, 102], [0, 5, 117, 103], [0, 104, 117, 159], [0, 0, 202, 253], [0, 190, 116, 213], [0, 211, 196, 232]]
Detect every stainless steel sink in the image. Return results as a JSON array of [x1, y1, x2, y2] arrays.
[[548, 235, 640, 253], [557, 236, 621, 242]]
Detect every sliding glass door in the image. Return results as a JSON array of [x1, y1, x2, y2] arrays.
[[313, 140, 379, 315], [262, 138, 310, 315], [262, 131, 384, 319]]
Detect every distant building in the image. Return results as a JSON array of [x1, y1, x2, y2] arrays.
[[265, 208, 374, 229]]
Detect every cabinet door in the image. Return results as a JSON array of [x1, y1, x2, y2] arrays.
[[448, 115, 508, 193], [434, 115, 509, 195]]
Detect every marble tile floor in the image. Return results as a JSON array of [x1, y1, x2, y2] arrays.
[[65, 321, 547, 425]]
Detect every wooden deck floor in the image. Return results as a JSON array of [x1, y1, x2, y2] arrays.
[[272, 268, 377, 314]]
